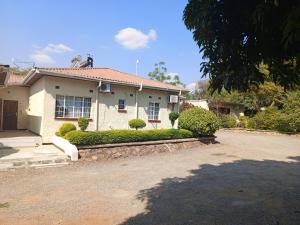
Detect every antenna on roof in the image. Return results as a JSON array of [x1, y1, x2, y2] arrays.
[[71, 55, 82, 67]]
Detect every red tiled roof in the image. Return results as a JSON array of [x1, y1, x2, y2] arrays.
[[38, 67, 184, 92], [7, 74, 25, 85]]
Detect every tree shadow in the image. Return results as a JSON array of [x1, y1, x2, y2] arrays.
[[120, 157, 300, 225], [0, 143, 19, 158]]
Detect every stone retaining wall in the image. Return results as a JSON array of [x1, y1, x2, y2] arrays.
[[78, 137, 216, 161]]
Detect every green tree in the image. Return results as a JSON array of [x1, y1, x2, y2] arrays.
[[148, 61, 183, 86], [183, 0, 300, 91]]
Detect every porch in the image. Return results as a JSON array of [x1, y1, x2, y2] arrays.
[[0, 130, 69, 171]]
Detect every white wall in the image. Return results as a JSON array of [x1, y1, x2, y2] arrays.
[[28, 76, 180, 143], [28, 77, 45, 135], [0, 86, 29, 129]]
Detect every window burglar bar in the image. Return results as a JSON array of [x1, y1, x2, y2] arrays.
[[55, 95, 91, 118]]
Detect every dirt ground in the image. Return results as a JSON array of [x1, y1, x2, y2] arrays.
[[0, 130, 300, 225]]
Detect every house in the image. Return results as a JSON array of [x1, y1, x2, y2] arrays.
[[0, 66, 184, 143], [184, 99, 244, 118]]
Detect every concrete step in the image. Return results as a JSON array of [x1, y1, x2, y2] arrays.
[[0, 136, 42, 148], [0, 156, 70, 171]]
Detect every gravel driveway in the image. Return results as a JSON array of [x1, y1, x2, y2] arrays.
[[0, 130, 300, 225]]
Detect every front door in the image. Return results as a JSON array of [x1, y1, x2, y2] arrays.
[[3, 100, 18, 130]]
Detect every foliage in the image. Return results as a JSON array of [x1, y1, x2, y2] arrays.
[[128, 119, 146, 130], [204, 82, 287, 111], [282, 91, 300, 113], [184, 80, 210, 100], [178, 107, 220, 136], [169, 112, 179, 128], [275, 111, 300, 133], [148, 61, 183, 86], [183, 0, 300, 91], [239, 116, 250, 128], [56, 123, 76, 137], [65, 129, 194, 146], [219, 114, 237, 128], [248, 108, 281, 130], [179, 102, 194, 112], [78, 117, 89, 131]]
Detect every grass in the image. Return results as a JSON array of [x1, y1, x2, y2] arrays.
[[0, 202, 9, 208]]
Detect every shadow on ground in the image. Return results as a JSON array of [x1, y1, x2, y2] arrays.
[[120, 157, 300, 225], [0, 144, 18, 158]]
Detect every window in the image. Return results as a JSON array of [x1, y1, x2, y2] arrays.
[[118, 99, 125, 110], [55, 95, 91, 118], [148, 102, 160, 120]]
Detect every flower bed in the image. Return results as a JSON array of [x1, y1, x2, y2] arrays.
[[64, 129, 195, 146]]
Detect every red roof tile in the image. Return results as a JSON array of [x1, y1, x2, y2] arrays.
[[38, 67, 184, 92], [7, 74, 25, 85]]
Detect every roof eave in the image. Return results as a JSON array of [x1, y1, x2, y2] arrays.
[[25, 69, 186, 94]]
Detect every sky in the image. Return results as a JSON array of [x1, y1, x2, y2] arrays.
[[0, 0, 204, 86]]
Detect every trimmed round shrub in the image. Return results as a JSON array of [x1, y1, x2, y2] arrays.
[[169, 112, 179, 127], [178, 107, 220, 136], [129, 119, 146, 130], [78, 117, 89, 131], [219, 114, 237, 128], [57, 123, 76, 137]]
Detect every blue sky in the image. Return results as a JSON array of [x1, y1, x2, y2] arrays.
[[0, 0, 203, 85]]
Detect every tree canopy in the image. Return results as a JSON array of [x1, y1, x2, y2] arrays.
[[183, 0, 300, 92], [148, 61, 184, 86]]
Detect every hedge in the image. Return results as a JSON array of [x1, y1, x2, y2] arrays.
[[65, 129, 195, 146]]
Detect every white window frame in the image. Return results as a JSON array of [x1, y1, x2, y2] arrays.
[[55, 95, 91, 118], [148, 102, 160, 120]]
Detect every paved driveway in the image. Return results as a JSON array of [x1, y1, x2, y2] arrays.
[[0, 130, 300, 225]]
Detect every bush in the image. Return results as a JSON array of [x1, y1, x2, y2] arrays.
[[239, 116, 249, 128], [78, 117, 89, 131], [219, 114, 237, 128], [128, 119, 146, 130], [179, 102, 194, 112], [65, 129, 194, 146], [275, 110, 300, 133], [169, 112, 179, 127], [56, 123, 76, 137], [248, 107, 280, 130], [178, 107, 220, 136]]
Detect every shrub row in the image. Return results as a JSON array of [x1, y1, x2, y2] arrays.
[[65, 129, 195, 146], [248, 107, 300, 133]]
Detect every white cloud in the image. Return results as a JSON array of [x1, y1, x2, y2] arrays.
[[30, 51, 55, 65], [115, 27, 157, 49], [30, 43, 73, 65], [44, 43, 73, 53]]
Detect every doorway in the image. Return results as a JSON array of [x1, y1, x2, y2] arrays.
[[3, 100, 18, 130]]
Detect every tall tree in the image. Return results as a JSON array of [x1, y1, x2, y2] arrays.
[[148, 61, 184, 86], [183, 0, 300, 92]]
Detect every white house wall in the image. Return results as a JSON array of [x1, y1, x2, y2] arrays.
[[0, 86, 29, 129], [28, 77, 45, 135]]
